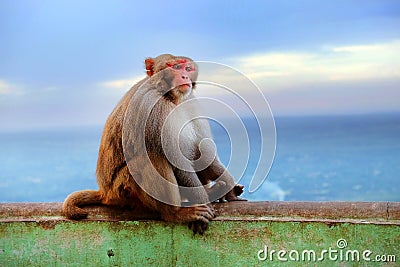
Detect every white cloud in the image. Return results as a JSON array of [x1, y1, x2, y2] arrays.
[[0, 79, 24, 95], [227, 40, 400, 90], [26, 177, 41, 184], [0, 80, 12, 95], [331, 43, 391, 53], [99, 75, 144, 93]]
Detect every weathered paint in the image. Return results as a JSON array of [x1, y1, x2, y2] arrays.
[[1, 202, 399, 267]]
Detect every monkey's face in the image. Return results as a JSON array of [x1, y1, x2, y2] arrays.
[[166, 59, 198, 96], [145, 55, 198, 102]]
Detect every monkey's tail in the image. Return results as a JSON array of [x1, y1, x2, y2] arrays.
[[62, 190, 103, 220]]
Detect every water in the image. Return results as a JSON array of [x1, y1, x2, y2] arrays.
[[0, 114, 399, 202], [247, 114, 400, 201]]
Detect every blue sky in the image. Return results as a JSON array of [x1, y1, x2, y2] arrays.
[[0, 0, 399, 130]]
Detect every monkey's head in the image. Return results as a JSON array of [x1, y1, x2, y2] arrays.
[[145, 54, 198, 102]]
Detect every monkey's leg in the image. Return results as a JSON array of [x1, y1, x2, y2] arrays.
[[173, 168, 216, 234], [133, 155, 214, 234], [173, 168, 210, 204]]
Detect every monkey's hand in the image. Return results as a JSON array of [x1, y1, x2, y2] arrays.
[[188, 220, 209, 235], [187, 204, 215, 235], [164, 205, 214, 235]]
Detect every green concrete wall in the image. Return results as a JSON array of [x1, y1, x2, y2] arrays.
[[0, 202, 399, 266]]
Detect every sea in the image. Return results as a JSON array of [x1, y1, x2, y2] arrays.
[[0, 113, 399, 202]]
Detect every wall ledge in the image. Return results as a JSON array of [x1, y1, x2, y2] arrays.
[[1, 201, 399, 266], [1, 201, 399, 225]]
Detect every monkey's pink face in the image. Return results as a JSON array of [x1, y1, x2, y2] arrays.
[[166, 59, 197, 94]]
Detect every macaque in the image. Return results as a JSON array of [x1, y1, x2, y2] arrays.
[[62, 54, 245, 234]]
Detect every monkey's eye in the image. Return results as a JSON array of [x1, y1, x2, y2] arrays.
[[172, 64, 181, 69], [185, 66, 192, 72]]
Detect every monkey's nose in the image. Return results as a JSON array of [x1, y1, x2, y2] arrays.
[[182, 75, 189, 79]]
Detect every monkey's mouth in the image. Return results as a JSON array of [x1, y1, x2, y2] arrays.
[[178, 83, 192, 92]]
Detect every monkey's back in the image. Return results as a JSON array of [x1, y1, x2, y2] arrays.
[[95, 78, 148, 201]]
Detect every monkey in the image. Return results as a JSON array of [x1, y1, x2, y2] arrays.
[[62, 54, 245, 234]]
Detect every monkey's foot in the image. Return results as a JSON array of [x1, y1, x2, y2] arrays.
[[233, 184, 245, 196], [225, 195, 247, 202], [217, 184, 247, 202]]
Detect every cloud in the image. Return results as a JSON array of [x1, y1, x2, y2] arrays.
[[193, 40, 400, 116], [0, 80, 10, 94], [331, 43, 394, 53], [99, 75, 144, 93], [0, 79, 23, 95], [228, 40, 400, 90]]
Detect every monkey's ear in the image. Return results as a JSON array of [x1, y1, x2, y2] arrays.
[[145, 58, 155, 77]]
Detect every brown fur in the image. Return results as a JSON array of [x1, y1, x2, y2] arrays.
[[62, 54, 245, 234]]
